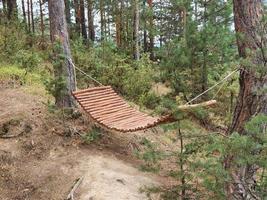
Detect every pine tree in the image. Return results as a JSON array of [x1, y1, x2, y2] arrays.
[[48, 0, 77, 108]]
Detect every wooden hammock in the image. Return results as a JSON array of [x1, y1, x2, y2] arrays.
[[72, 86, 217, 132]]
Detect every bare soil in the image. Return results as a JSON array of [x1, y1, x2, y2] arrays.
[[0, 87, 164, 200]]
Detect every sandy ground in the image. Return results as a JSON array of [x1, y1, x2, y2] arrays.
[[0, 87, 162, 200]]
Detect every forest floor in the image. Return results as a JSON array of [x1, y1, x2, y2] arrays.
[[0, 78, 208, 199], [0, 84, 174, 200]]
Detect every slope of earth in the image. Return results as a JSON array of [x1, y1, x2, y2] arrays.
[[0, 86, 163, 200]]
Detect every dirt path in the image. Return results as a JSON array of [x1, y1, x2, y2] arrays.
[[0, 87, 161, 200]]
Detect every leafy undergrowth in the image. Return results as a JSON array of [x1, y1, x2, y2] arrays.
[[0, 64, 43, 86]]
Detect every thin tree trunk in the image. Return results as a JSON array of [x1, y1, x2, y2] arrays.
[[178, 124, 186, 200], [115, 0, 122, 47], [21, 0, 27, 25], [27, 0, 31, 32], [201, 0, 208, 99], [143, 0, 147, 52], [48, 0, 77, 108], [148, 0, 154, 60], [39, 0, 45, 42], [80, 0, 87, 41], [74, 0, 81, 35], [0, 1, 3, 22], [133, 0, 140, 60], [226, 0, 267, 199], [64, 0, 71, 24], [30, 0, 34, 33], [2, 0, 7, 13], [120, 0, 125, 47], [100, 0, 105, 41], [6, 0, 17, 20], [87, 0, 95, 42]]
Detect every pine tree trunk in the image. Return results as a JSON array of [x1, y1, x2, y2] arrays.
[[74, 0, 81, 35], [80, 0, 87, 41], [115, 0, 122, 47], [133, 0, 140, 60], [201, 0, 208, 98], [48, 0, 77, 108], [27, 0, 31, 32], [30, 0, 34, 33], [21, 0, 27, 25], [87, 0, 95, 42], [0, 1, 3, 22], [226, 0, 267, 199], [2, 0, 7, 13], [120, 0, 126, 48], [143, 0, 148, 52], [148, 0, 154, 60], [7, 0, 17, 20], [64, 0, 71, 24], [100, 0, 105, 41], [39, 0, 45, 44]]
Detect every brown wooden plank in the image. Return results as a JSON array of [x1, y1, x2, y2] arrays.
[[118, 117, 156, 128], [86, 102, 126, 112], [102, 109, 148, 121], [75, 88, 114, 97], [78, 95, 121, 104], [91, 107, 133, 119], [102, 112, 145, 125], [73, 86, 111, 95], [76, 92, 117, 101], [100, 112, 141, 124], [73, 87, 114, 96], [120, 118, 155, 128], [111, 115, 152, 127], [81, 97, 124, 107], [97, 109, 138, 122], [90, 105, 130, 115], [83, 100, 126, 110], [117, 119, 154, 130]]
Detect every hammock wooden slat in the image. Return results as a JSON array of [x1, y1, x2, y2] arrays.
[[72, 86, 170, 132]]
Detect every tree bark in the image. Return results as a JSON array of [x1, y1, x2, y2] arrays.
[[27, 0, 31, 32], [6, 0, 17, 20], [64, 0, 71, 24], [143, 0, 148, 52], [2, 0, 7, 13], [87, 0, 95, 42], [100, 0, 105, 41], [115, 0, 122, 47], [133, 0, 140, 60], [39, 0, 45, 43], [148, 0, 154, 60], [21, 0, 27, 25], [226, 0, 267, 199], [74, 0, 81, 35], [30, 0, 34, 33], [80, 0, 87, 40], [48, 0, 77, 108]]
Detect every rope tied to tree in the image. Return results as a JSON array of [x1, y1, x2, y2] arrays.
[[68, 57, 239, 105], [68, 58, 104, 86]]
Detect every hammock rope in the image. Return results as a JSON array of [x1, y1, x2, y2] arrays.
[[68, 57, 239, 132]]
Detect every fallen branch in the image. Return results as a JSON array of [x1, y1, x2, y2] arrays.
[[66, 177, 84, 200], [0, 131, 24, 139], [177, 100, 217, 110]]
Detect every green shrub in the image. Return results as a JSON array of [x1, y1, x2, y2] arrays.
[[0, 24, 28, 61], [71, 38, 156, 106], [0, 65, 42, 85], [139, 91, 161, 109], [15, 49, 41, 73], [82, 127, 102, 144]]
